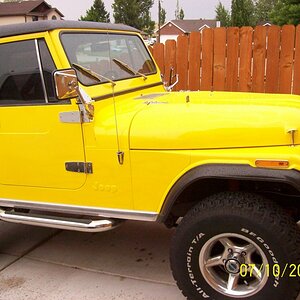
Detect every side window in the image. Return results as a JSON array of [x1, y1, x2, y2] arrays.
[[0, 39, 56, 105], [37, 39, 57, 102]]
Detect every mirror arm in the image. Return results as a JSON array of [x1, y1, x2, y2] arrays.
[[75, 85, 94, 120], [165, 74, 179, 91], [161, 67, 179, 92]]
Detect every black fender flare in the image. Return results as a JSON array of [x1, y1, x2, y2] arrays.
[[158, 164, 300, 222]]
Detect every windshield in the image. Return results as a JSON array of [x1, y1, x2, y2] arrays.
[[60, 32, 156, 86]]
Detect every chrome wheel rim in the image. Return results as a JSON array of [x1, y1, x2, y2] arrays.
[[199, 233, 268, 298]]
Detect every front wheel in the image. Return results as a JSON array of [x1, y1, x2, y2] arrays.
[[170, 192, 300, 300]]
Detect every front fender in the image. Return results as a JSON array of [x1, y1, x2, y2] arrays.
[[158, 164, 300, 222]]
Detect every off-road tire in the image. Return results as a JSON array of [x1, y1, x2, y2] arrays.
[[170, 192, 300, 300]]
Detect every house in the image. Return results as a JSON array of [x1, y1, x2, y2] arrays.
[[0, 0, 64, 25], [156, 19, 220, 43], [257, 21, 273, 27]]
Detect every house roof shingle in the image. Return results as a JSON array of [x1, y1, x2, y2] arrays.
[[0, 0, 64, 17], [159, 19, 218, 34]]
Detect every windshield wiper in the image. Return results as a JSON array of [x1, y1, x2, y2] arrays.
[[72, 63, 116, 86], [112, 58, 147, 80]]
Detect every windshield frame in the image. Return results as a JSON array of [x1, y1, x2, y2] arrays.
[[60, 31, 157, 87]]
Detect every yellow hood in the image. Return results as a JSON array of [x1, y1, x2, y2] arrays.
[[129, 91, 300, 150]]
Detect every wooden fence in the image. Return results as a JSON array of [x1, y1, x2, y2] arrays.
[[149, 25, 300, 95]]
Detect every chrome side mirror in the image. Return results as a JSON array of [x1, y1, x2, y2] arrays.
[[53, 68, 94, 120], [53, 69, 79, 100]]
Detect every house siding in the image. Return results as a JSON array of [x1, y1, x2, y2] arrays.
[[0, 16, 25, 25], [46, 11, 62, 20], [0, 1, 63, 25], [160, 23, 183, 36], [160, 34, 180, 44], [0, 12, 61, 25]]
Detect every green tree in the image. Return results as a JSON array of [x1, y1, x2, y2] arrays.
[[112, 0, 155, 34], [179, 8, 185, 20], [175, 0, 179, 19], [160, 7, 166, 25], [80, 0, 110, 22], [215, 2, 231, 26], [231, 0, 255, 26], [270, 0, 300, 25], [253, 0, 277, 23], [175, 0, 184, 20]]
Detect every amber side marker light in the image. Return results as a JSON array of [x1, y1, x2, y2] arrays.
[[255, 160, 289, 169]]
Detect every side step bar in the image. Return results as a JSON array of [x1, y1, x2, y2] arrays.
[[0, 209, 121, 232]]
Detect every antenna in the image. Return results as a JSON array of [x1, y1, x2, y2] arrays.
[[158, 0, 162, 43], [106, 30, 124, 165], [112, 83, 124, 165], [175, 0, 179, 19]]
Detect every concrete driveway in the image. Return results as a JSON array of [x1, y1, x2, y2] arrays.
[[0, 221, 185, 300], [1, 220, 299, 300]]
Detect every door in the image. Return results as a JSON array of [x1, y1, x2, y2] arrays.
[[0, 38, 86, 189]]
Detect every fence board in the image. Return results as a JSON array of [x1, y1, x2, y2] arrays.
[[176, 35, 189, 91], [188, 32, 201, 90], [201, 28, 214, 91], [239, 27, 253, 92], [294, 25, 300, 95], [164, 40, 177, 86], [265, 26, 280, 93], [152, 25, 298, 95], [226, 27, 239, 91], [252, 26, 267, 93], [279, 25, 296, 94], [213, 28, 226, 91], [153, 43, 165, 75]]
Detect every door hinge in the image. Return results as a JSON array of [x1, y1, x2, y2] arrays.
[[65, 162, 93, 174]]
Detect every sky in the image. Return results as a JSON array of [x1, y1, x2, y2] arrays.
[[46, 0, 232, 22]]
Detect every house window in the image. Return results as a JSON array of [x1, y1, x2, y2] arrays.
[[51, 15, 57, 20], [32, 16, 38, 21]]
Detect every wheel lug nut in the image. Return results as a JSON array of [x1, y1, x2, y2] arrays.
[[241, 251, 246, 256], [228, 248, 233, 253]]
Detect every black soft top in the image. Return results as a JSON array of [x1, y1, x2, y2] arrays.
[[0, 20, 139, 39]]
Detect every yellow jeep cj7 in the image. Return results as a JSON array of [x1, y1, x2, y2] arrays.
[[0, 20, 300, 300]]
